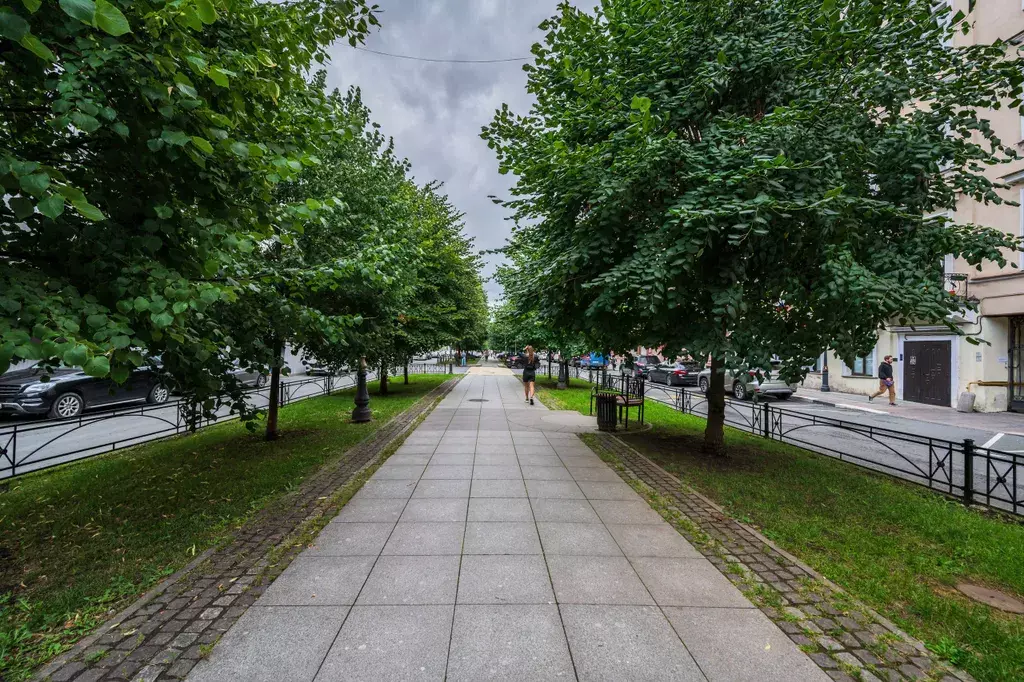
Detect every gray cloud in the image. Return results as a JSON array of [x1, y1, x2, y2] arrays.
[[325, 0, 562, 302]]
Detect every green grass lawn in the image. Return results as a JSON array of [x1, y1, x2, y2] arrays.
[[0, 375, 450, 681], [537, 381, 1024, 682]]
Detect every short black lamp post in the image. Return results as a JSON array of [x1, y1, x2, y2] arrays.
[[820, 353, 831, 392], [557, 356, 569, 389], [352, 356, 372, 423]]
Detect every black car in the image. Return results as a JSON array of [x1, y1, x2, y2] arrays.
[[632, 355, 661, 378], [505, 354, 527, 369], [0, 362, 169, 419], [647, 361, 701, 387]]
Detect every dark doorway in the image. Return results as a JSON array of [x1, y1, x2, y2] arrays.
[[903, 340, 952, 407]]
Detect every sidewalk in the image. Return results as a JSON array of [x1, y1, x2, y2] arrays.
[[186, 365, 828, 681], [793, 384, 1024, 435]]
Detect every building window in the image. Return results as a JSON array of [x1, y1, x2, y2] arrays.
[[845, 350, 875, 377]]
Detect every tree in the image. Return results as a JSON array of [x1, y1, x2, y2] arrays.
[[484, 0, 1024, 453], [1, 0, 378, 411]]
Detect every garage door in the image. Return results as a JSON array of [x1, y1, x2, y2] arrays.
[[903, 340, 951, 407]]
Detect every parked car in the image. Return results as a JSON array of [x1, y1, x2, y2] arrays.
[[228, 361, 268, 388], [696, 361, 797, 400], [0, 361, 169, 419], [647, 361, 701, 386], [632, 355, 662, 378], [575, 353, 606, 369], [505, 353, 527, 369]]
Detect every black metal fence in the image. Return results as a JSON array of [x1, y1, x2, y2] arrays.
[[0, 364, 451, 481], [560, 366, 1022, 518]]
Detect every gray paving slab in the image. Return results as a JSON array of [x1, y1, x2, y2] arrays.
[[305, 522, 395, 556], [464, 522, 542, 554], [372, 465, 426, 480], [589, 499, 666, 525], [381, 522, 465, 555], [468, 497, 534, 522], [187, 606, 348, 682], [456, 555, 555, 604], [316, 605, 453, 681], [261, 556, 374, 606], [473, 464, 522, 479], [422, 464, 474, 479], [332, 497, 407, 524], [521, 465, 574, 481], [560, 604, 705, 681], [606, 524, 703, 558], [383, 453, 432, 466], [400, 497, 469, 523], [394, 444, 436, 455], [631, 557, 753, 608], [530, 498, 600, 523], [525, 480, 585, 499], [517, 453, 564, 466], [664, 607, 831, 681], [578, 480, 641, 500], [448, 605, 574, 680], [413, 479, 472, 498], [475, 452, 519, 465], [356, 479, 417, 499], [566, 466, 623, 482], [547, 555, 654, 605], [356, 555, 460, 605], [431, 453, 475, 466], [470, 478, 527, 498], [537, 522, 623, 556]]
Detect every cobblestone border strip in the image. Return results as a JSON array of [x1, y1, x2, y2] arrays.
[[36, 376, 461, 682], [583, 433, 972, 682]]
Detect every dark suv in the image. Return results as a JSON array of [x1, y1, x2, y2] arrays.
[[0, 362, 169, 419], [632, 355, 661, 378]]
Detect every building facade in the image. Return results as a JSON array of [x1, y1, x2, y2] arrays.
[[804, 0, 1024, 412]]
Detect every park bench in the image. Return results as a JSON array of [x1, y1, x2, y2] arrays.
[[589, 373, 645, 429]]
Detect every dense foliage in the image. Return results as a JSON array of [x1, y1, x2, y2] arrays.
[[484, 0, 1024, 451], [1, 0, 486, 431]]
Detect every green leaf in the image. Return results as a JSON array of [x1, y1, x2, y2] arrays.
[[208, 67, 229, 88], [62, 345, 89, 367], [10, 196, 34, 220], [83, 355, 111, 377], [59, 0, 96, 25], [161, 129, 191, 146], [70, 111, 101, 133], [172, 301, 188, 314], [72, 198, 105, 221], [151, 311, 174, 328], [229, 141, 249, 158], [19, 33, 55, 61], [110, 364, 130, 383], [37, 194, 66, 219], [133, 296, 149, 311], [86, 313, 106, 328], [191, 136, 214, 154], [0, 10, 31, 41], [112, 121, 129, 137], [196, 0, 217, 24], [21, 0, 41, 12], [94, 0, 130, 36], [111, 334, 131, 349], [19, 172, 50, 197], [154, 205, 173, 219]]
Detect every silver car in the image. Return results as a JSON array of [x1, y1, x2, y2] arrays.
[[697, 361, 797, 400]]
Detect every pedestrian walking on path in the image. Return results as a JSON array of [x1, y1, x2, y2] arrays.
[[522, 345, 538, 405], [868, 355, 897, 405]]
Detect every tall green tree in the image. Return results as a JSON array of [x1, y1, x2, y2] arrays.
[[1, 0, 377, 404], [484, 0, 1023, 452]]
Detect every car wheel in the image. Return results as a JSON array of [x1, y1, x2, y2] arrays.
[[49, 392, 84, 419], [147, 384, 170, 405], [255, 374, 269, 388], [776, 393, 791, 401], [699, 377, 709, 393], [733, 381, 748, 401]]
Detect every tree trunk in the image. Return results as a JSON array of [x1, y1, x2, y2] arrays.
[[379, 362, 389, 396], [404, 362, 409, 385], [703, 354, 726, 456], [266, 341, 282, 441]]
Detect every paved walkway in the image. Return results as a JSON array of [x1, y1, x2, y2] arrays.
[[187, 365, 828, 681]]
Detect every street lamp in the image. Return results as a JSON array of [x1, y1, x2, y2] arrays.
[[821, 352, 831, 392], [352, 356, 372, 422]]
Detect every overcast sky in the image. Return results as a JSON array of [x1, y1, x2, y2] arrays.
[[325, 0, 563, 304]]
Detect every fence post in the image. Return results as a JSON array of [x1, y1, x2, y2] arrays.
[[962, 438, 975, 506], [763, 402, 770, 439]]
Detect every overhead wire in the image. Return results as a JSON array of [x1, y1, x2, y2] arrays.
[[351, 46, 531, 64]]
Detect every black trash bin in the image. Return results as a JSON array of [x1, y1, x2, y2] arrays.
[[595, 390, 618, 432]]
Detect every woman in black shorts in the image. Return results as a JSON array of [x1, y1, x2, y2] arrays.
[[522, 346, 538, 405]]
